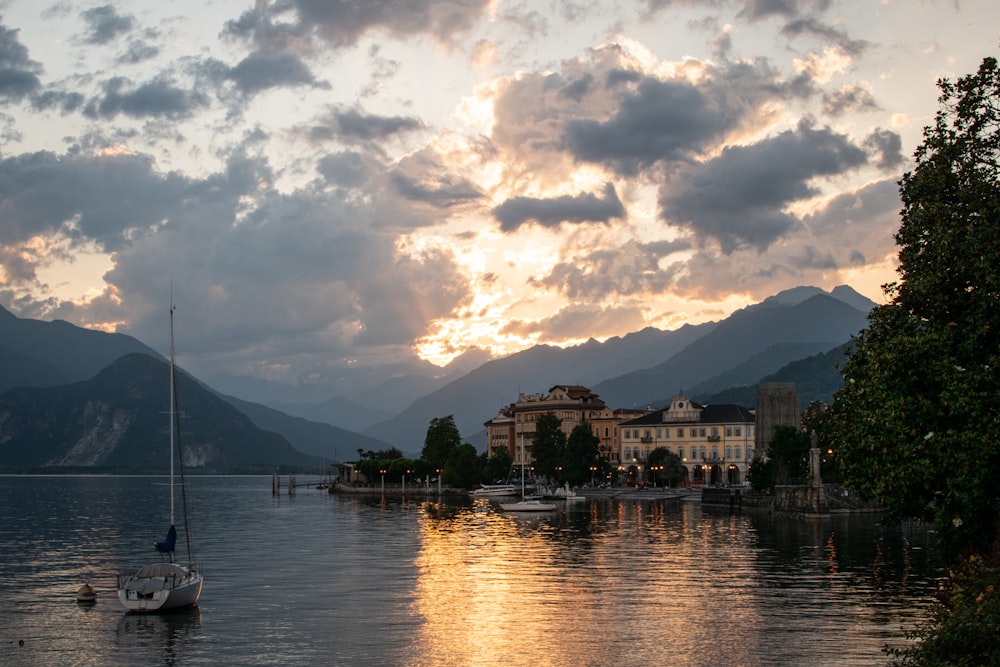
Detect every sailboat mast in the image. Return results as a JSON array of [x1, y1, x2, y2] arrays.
[[168, 302, 176, 528]]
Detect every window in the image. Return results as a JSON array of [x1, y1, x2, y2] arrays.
[[678, 447, 685, 459], [726, 427, 733, 437], [644, 429, 651, 439], [726, 447, 732, 459], [677, 427, 685, 437], [699, 427, 706, 437], [711, 427, 719, 437], [604, 427, 609, 437], [624, 447, 632, 460], [664, 427, 670, 438], [734, 447, 741, 459], [734, 427, 741, 436], [657, 428, 662, 438]]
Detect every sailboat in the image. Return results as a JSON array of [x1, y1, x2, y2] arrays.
[[118, 303, 204, 612], [500, 434, 557, 512]]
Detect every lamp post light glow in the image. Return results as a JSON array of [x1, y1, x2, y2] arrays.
[[380, 468, 387, 495]]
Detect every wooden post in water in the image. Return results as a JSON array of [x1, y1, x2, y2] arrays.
[[272, 472, 279, 496]]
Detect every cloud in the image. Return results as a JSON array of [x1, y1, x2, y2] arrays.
[[82, 76, 208, 119], [227, 0, 491, 51], [494, 183, 625, 232], [0, 150, 195, 252], [533, 239, 691, 299], [500, 302, 648, 340], [659, 120, 869, 252], [862, 128, 904, 170], [822, 82, 878, 116], [307, 106, 425, 145], [564, 59, 800, 174], [0, 23, 42, 101], [225, 51, 322, 95], [79, 5, 135, 45]]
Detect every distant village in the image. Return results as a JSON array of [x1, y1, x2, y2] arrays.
[[483, 382, 801, 487]]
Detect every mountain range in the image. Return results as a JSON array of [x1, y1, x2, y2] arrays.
[[0, 285, 875, 471]]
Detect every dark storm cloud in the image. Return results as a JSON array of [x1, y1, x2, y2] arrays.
[[494, 183, 625, 232], [82, 76, 208, 120], [0, 23, 42, 101], [0, 150, 196, 251], [862, 128, 904, 171], [226, 51, 320, 95], [533, 239, 690, 299], [564, 60, 799, 174], [80, 5, 135, 45], [659, 121, 868, 252]]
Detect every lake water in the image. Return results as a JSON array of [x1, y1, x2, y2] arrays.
[[0, 476, 941, 666]]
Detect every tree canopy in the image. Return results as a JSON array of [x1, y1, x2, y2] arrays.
[[530, 412, 566, 480], [830, 56, 1000, 558], [421, 415, 462, 469]]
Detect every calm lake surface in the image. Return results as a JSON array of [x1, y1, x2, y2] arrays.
[[0, 475, 941, 666]]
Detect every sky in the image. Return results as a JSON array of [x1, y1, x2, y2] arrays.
[[0, 0, 995, 389]]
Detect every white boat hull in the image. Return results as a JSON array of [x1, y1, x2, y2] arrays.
[[118, 563, 203, 612], [500, 500, 558, 512]]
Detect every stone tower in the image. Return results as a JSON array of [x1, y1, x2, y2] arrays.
[[755, 382, 800, 457]]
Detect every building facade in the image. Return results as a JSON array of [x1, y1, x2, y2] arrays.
[[618, 392, 755, 486]]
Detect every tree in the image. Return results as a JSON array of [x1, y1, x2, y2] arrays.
[[747, 425, 810, 491], [830, 56, 1000, 559], [442, 443, 480, 489], [647, 447, 685, 488], [562, 422, 601, 485], [421, 415, 462, 470], [483, 445, 513, 483], [530, 412, 566, 480]]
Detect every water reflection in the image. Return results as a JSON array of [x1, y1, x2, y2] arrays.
[[408, 498, 937, 667], [115, 607, 202, 666]]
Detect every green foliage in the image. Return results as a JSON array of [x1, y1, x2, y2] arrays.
[[421, 415, 462, 469], [747, 455, 774, 491], [647, 447, 685, 488], [888, 539, 1000, 666], [483, 445, 513, 483], [442, 443, 480, 489], [802, 401, 842, 483], [530, 412, 566, 480], [562, 422, 601, 484], [770, 425, 811, 484], [830, 56, 1000, 559], [746, 425, 810, 490], [355, 448, 420, 482]]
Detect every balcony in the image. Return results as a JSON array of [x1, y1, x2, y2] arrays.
[[640, 436, 653, 444], [707, 435, 720, 442]]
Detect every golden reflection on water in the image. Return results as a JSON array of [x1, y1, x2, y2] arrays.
[[408, 499, 768, 667]]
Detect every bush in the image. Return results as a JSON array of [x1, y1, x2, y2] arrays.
[[888, 536, 1000, 665]]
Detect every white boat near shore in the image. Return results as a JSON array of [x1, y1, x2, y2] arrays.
[[469, 484, 519, 498]]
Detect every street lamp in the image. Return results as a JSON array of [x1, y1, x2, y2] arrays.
[[436, 468, 442, 495], [380, 468, 387, 495], [589, 465, 597, 487]]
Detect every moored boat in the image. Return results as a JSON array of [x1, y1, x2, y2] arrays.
[[117, 302, 203, 613], [469, 484, 519, 497]]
